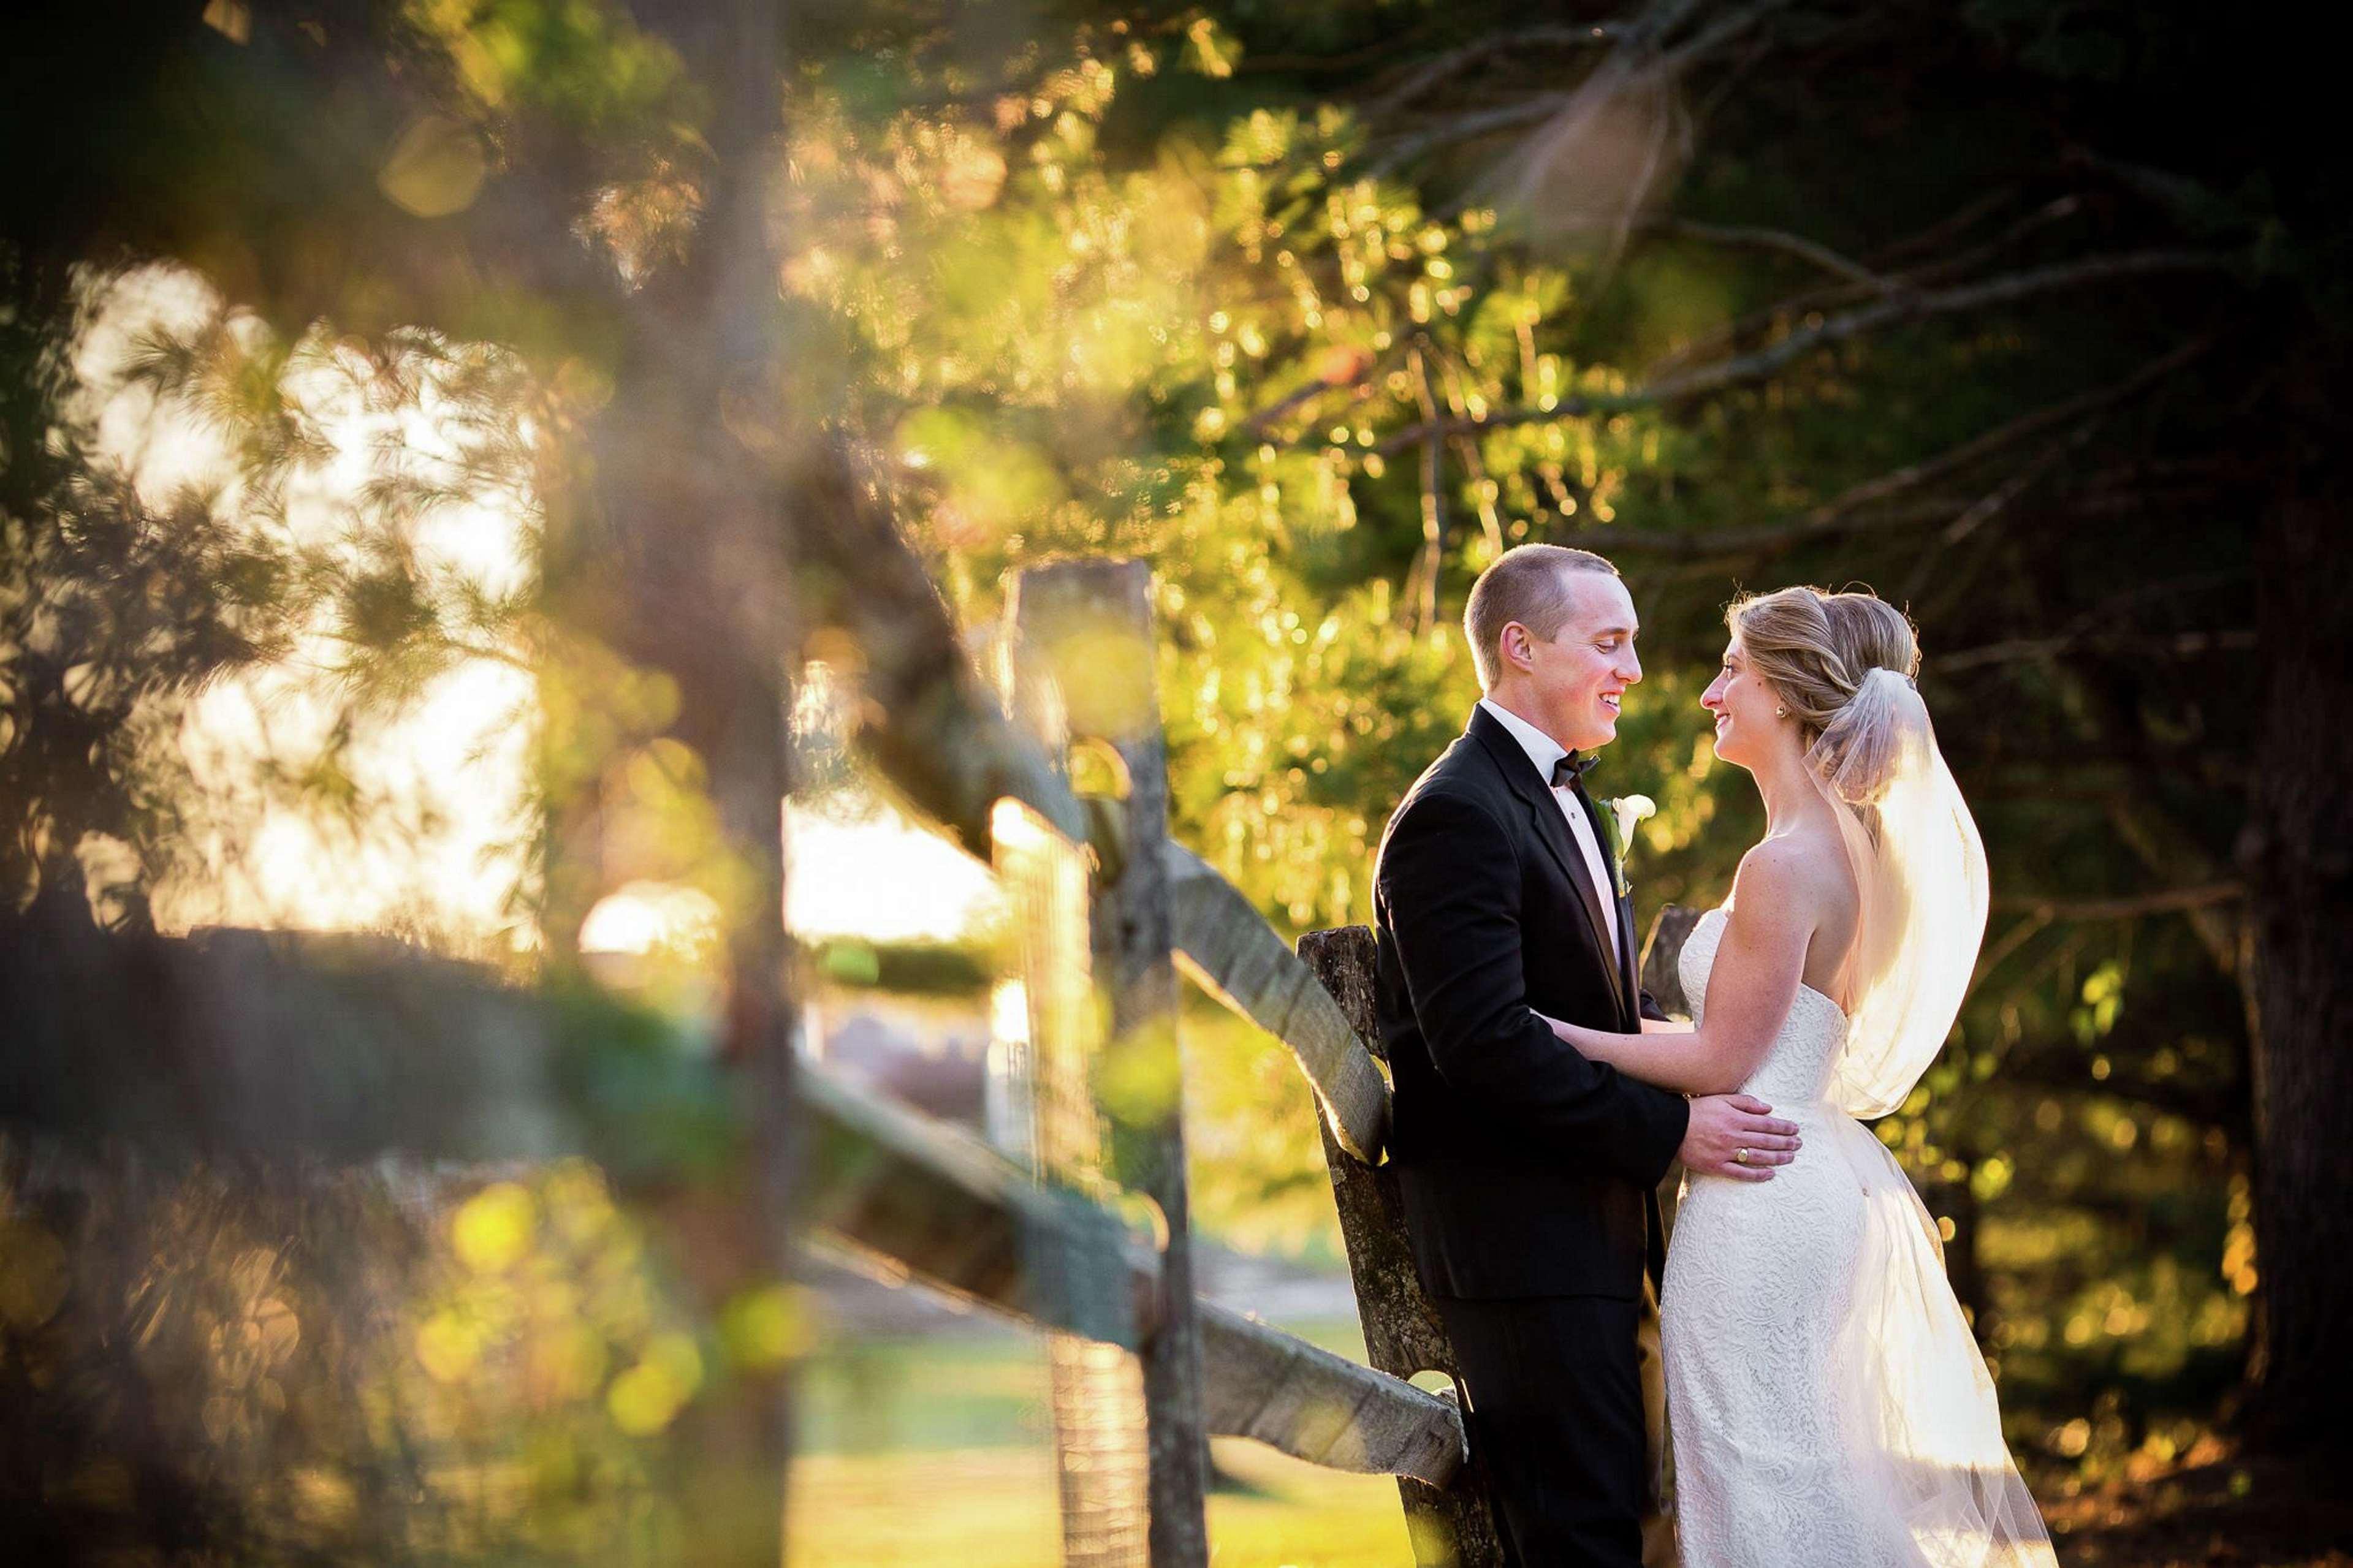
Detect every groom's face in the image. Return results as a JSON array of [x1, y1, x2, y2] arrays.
[[1516, 569, 1642, 752]]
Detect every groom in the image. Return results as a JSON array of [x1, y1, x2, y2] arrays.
[[1372, 544, 1798, 1567]]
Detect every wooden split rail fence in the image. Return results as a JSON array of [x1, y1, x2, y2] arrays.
[[0, 556, 1703, 1568]]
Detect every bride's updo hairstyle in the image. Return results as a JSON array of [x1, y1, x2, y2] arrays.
[[1728, 586, 1922, 803], [1733, 586, 1988, 1136]]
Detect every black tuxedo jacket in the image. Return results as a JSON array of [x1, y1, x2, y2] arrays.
[[1372, 703, 1689, 1300]]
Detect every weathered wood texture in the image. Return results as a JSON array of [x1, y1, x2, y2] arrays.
[[1638, 903, 1707, 1019], [1298, 926, 1507, 1568], [1, 911, 1472, 1480], [1197, 1301, 1462, 1485], [994, 790, 1155, 1566], [791, 436, 1088, 860], [799, 1069, 1147, 1349], [815, 500, 1390, 1167], [1, 912, 569, 1165], [1638, 903, 1706, 1237], [1012, 560, 1210, 1568], [1162, 842, 1389, 1163], [0, 907, 1142, 1349]]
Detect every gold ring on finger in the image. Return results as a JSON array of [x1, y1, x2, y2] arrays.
[[1735, 1147, 1751, 1165]]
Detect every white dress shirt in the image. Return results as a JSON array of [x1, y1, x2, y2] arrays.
[[1478, 697, 1620, 964]]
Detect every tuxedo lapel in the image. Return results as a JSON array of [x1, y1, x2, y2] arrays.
[[1577, 782, 1644, 1026], [1616, 894, 1640, 1021], [1468, 710, 1627, 1016]]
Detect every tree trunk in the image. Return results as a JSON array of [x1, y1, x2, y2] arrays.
[[2241, 336, 2353, 1452], [542, 1, 804, 1553]]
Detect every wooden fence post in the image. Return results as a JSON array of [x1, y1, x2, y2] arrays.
[[1005, 558, 1211, 1568], [994, 795, 1154, 1567], [1637, 905, 1705, 1021], [997, 561, 1214, 1568], [1638, 904, 1706, 1244], [1298, 926, 1507, 1568]]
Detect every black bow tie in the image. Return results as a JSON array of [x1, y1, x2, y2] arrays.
[[1550, 752, 1596, 788]]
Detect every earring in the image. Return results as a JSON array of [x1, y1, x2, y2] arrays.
[[1774, 705, 1788, 718]]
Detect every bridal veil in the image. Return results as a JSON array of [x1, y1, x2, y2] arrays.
[[1803, 666, 2059, 1567]]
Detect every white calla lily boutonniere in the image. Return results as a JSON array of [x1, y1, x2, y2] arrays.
[[1599, 794, 1656, 899]]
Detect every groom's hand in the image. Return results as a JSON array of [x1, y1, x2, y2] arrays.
[[1679, 1094, 1801, 1182]]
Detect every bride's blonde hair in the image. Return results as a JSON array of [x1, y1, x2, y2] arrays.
[[1728, 586, 1922, 800]]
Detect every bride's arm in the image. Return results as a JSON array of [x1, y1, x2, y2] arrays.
[[1540, 844, 1819, 1096]]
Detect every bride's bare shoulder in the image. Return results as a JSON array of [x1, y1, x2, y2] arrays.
[[1730, 830, 1852, 917]]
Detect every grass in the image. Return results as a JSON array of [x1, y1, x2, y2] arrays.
[[788, 1317, 1413, 1566], [784, 1317, 2353, 1567], [785, 1442, 1412, 1567]]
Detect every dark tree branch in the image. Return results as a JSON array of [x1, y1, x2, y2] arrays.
[[1898, 426, 2093, 600], [1649, 217, 1898, 290], [1236, 345, 1391, 439], [2101, 767, 2246, 978], [1653, 0, 1795, 75], [1635, 246, 2222, 398], [1358, 0, 1782, 181], [1864, 185, 2023, 270], [1513, 337, 2216, 558], [1847, 338, 2212, 515], [1359, 25, 1626, 119], [1831, 343, 2202, 515], [1366, 94, 1575, 179], [1990, 884, 2248, 922], [1940, 629, 2257, 673], [1644, 194, 2088, 381], [1380, 251, 2229, 456], [2062, 145, 2253, 235]]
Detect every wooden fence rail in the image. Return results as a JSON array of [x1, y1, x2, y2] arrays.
[[1163, 842, 1389, 1163], [1, 554, 1729, 1567], [0, 896, 1470, 1483]]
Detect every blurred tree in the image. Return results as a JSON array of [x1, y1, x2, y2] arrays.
[[5, 1, 812, 1559]]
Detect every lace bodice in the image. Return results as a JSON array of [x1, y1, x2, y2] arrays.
[[1678, 906, 1849, 1105]]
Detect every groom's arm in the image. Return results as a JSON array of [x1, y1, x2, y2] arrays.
[[1379, 788, 1689, 1187]]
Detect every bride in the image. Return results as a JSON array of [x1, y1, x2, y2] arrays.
[[1538, 585, 2058, 1568]]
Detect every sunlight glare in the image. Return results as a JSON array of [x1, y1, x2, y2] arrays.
[[578, 881, 723, 956]]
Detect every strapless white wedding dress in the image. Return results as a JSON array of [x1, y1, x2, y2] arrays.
[[1663, 907, 2058, 1568]]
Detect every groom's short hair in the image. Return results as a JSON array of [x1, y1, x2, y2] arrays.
[[1464, 545, 1621, 690]]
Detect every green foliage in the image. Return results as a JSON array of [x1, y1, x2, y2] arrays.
[[811, 935, 994, 995], [0, 1149, 799, 1566]]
